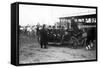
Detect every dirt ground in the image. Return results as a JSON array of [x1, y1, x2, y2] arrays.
[[19, 34, 96, 64]]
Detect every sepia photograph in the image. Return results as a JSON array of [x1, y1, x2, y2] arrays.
[[18, 3, 97, 64]]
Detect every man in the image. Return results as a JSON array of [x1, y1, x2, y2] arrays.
[[71, 18, 80, 34], [40, 24, 48, 48], [36, 26, 40, 42]]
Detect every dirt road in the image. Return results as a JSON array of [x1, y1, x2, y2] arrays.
[[19, 34, 96, 64]]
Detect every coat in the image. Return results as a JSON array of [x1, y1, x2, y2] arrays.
[[40, 28, 48, 42]]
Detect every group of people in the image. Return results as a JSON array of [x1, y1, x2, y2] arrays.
[[37, 24, 68, 49], [36, 19, 96, 49]]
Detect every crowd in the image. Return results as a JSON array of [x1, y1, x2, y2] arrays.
[[19, 19, 96, 50]]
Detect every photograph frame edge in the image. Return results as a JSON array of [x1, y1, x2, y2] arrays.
[[11, 2, 98, 66]]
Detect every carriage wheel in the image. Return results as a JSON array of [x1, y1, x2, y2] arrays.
[[71, 37, 78, 49]]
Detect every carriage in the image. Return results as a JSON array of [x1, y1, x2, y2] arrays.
[[47, 27, 87, 48]]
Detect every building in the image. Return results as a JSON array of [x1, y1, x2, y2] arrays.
[[59, 14, 96, 29]]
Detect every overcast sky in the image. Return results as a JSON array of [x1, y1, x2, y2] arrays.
[[19, 4, 96, 26]]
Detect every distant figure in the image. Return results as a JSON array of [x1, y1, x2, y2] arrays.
[[40, 24, 48, 48], [71, 19, 80, 34], [36, 26, 40, 42]]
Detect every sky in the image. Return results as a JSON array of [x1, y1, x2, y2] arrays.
[[19, 4, 96, 26]]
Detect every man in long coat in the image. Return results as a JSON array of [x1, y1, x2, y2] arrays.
[[40, 24, 48, 48]]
